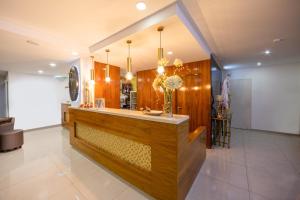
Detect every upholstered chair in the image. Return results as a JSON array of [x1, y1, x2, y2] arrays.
[[0, 117, 23, 152]]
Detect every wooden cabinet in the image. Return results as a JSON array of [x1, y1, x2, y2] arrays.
[[94, 61, 120, 108], [137, 60, 212, 147], [61, 103, 71, 128]]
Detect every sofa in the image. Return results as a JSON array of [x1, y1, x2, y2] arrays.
[[0, 117, 23, 152]]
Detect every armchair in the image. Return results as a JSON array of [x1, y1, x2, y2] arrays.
[[0, 117, 23, 152]]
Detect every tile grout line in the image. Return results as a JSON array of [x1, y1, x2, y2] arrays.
[[242, 130, 252, 200], [273, 136, 299, 176]]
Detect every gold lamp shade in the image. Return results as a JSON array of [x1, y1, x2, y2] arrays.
[[126, 40, 133, 80], [157, 26, 165, 74], [105, 49, 111, 82]]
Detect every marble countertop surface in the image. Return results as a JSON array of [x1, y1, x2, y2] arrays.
[[70, 107, 189, 125]]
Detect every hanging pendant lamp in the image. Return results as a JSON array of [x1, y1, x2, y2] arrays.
[[126, 40, 133, 80], [157, 26, 165, 74], [90, 56, 95, 84], [105, 49, 111, 83]]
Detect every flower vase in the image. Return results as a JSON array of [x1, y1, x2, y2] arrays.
[[163, 90, 173, 118]]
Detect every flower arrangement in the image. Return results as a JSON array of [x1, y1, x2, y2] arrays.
[[152, 58, 184, 117], [164, 75, 183, 90]]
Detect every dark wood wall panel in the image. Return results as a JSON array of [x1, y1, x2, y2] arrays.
[[137, 60, 212, 148], [94, 61, 120, 109]]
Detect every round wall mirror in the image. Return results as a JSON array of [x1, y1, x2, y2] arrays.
[[69, 66, 79, 101]]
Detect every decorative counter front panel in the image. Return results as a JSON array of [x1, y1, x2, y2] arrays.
[[76, 122, 151, 171]]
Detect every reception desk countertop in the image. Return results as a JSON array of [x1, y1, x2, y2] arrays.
[[70, 107, 189, 125]]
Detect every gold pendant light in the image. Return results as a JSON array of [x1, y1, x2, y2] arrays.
[[126, 40, 133, 80], [90, 56, 95, 84], [105, 49, 111, 83], [157, 26, 165, 74]]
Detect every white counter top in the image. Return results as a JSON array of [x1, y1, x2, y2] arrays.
[[70, 107, 189, 125]]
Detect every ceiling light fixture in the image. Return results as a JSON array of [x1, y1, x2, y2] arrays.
[[26, 40, 39, 46], [38, 70, 44, 74], [157, 26, 166, 75], [126, 40, 133, 80], [257, 62, 262, 66], [49, 63, 56, 67], [264, 50, 271, 55], [136, 2, 146, 10], [72, 51, 79, 56], [105, 49, 111, 83], [167, 51, 173, 55], [273, 38, 283, 43]]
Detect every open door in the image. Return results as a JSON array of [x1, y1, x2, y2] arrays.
[[230, 79, 252, 129]]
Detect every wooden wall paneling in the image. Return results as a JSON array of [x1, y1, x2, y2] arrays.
[[176, 60, 211, 147], [136, 60, 212, 148], [137, 70, 145, 109], [150, 69, 164, 110], [94, 61, 120, 108]]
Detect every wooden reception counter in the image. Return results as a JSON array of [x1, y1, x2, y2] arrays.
[[69, 107, 206, 200]]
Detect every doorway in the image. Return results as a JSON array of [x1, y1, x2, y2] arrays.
[[230, 79, 252, 129], [0, 71, 8, 117]]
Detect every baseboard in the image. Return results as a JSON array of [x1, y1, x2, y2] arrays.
[[232, 127, 300, 137], [24, 124, 62, 132]]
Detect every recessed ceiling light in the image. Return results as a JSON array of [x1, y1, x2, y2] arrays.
[[223, 65, 237, 70], [257, 62, 262, 66], [273, 38, 283, 43], [49, 63, 57, 67], [72, 51, 78, 56], [167, 51, 173, 55], [38, 70, 44, 74], [26, 40, 39, 46], [264, 50, 271, 55], [136, 2, 146, 10]]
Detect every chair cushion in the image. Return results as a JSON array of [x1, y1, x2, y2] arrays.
[[0, 129, 23, 136], [0, 118, 11, 124]]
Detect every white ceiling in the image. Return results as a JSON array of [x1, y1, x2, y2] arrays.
[[1, 0, 299, 74], [185, 0, 300, 69], [93, 15, 209, 73], [0, 0, 175, 75]]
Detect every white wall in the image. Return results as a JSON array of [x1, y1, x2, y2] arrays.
[[8, 72, 69, 130], [228, 62, 300, 134]]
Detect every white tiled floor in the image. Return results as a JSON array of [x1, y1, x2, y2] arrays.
[[0, 127, 299, 200]]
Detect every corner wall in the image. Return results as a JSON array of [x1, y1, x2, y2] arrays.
[[8, 72, 69, 130], [228, 62, 300, 135]]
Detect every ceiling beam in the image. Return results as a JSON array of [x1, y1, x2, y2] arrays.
[[89, 2, 177, 53], [89, 1, 213, 56], [176, 0, 211, 55]]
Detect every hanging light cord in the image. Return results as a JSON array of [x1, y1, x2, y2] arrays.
[[128, 43, 131, 57], [159, 31, 162, 49], [106, 51, 109, 64]]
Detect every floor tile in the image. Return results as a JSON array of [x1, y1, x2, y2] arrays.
[[0, 165, 73, 200], [1, 126, 299, 200], [114, 186, 153, 200], [49, 185, 88, 200], [186, 173, 250, 200], [200, 157, 248, 189], [247, 164, 300, 200]]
